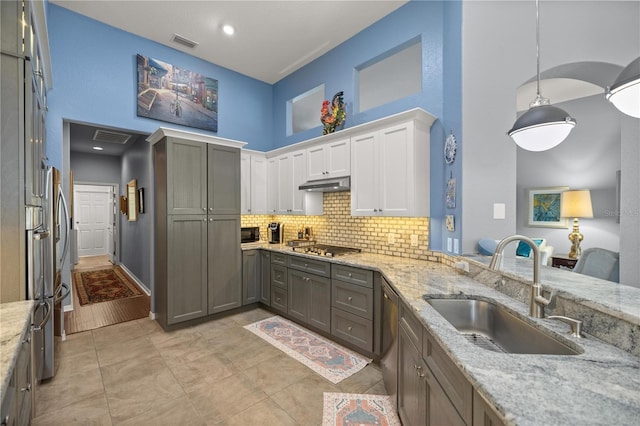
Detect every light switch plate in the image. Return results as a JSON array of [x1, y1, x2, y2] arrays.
[[410, 234, 419, 247], [453, 238, 459, 254], [493, 203, 506, 219], [447, 237, 453, 252], [388, 233, 396, 245]]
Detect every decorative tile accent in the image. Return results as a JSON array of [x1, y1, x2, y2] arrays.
[[241, 192, 432, 260], [322, 392, 401, 426], [244, 316, 371, 384]]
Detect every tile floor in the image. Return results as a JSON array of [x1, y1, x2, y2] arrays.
[[32, 308, 386, 425]]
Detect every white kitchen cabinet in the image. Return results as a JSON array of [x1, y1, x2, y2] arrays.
[[306, 138, 350, 181], [268, 150, 322, 215], [241, 152, 267, 215], [351, 119, 432, 217]]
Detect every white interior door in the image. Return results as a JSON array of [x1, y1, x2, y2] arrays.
[[74, 185, 111, 257]]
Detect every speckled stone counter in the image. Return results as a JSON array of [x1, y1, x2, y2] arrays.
[[244, 244, 640, 425], [0, 300, 34, 400]]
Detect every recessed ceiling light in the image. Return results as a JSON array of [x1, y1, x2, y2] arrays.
[[93, 146, 104, 151], [222, 24, 235, 36]]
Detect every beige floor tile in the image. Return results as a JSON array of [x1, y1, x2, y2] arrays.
[[337, 363, 383, 394], [92, 320, 147, 350], [135, 317, 163, 335], [187, 371, 268, 421], [168, 351, 236, 388], [190, 315, 239, 339], [228, 307, 274, 326], [95, 334, 158, 367], [216, 398, 297, 426], [100, 352, 168, 389], [36, 368, 106, 415], [241, 352, 313, 395], [58, 330, 96, 357], [117, 395, 205, 426], [148, 324, 202, 349], [365, 378, 388, 395], [55, 345, 100, 378], [103, 366, 185, 423], [270, 373, 341, 425], [32, 393, 112, 426]]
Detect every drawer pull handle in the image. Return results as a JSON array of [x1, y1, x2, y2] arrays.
[[276, 298, 281, 302], [21, 384, 31, 393], [347, 326, 353, 332], [348, 273, 353, 277], [347, 297, 353, 303]]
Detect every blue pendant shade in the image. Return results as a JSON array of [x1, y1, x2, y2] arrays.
[[606, 56, 640, 118], [508, 103, 576, 151]]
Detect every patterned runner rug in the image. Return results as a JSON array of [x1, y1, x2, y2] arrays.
[[74, 266, 144, 306], [244, 316, 371, 384], [322, 392, 400, 426]]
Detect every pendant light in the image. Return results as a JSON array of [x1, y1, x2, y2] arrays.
[[605, 56, 640, 118], [508, 0, 576, 151]]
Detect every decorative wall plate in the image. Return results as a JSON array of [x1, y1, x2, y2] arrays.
[[444, 133, 457, 164]]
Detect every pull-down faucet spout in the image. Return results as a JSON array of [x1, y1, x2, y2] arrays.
[[489, 235, 551, 318]]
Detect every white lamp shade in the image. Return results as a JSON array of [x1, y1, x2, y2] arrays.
[[606, 57, 640, 118], [560, 190, 593, 218], [508, 105, 576, 151]]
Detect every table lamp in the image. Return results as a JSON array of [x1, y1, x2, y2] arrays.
[[560, 190, 593, 259]]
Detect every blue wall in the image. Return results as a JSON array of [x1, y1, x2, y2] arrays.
[[45, 3, 274, 167], [46, 1, 463, 252]]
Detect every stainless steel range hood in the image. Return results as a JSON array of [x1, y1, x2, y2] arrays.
[[299, 176, 350, 192]]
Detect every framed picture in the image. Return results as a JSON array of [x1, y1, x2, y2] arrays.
[[446, 177, 456, 209], [136, 54, 218, 132], [127, 179, 138, 222], [527, 187, 569, 228], [138, 188, 145, 214]]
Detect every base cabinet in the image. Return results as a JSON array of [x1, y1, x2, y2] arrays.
[[1, 321, 32, 426], [259, 251, 271, 305], [287, 269, 331, 333], [473, 390, 505, 426], [242, 250, 260, 305]]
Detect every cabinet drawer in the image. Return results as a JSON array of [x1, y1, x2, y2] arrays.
[[271, 265, 288, 289], [399, 302, 423, 351], [332, 264, 373, 288], [271, 252, 287, 265], [271, 286, 288, 314], [288, 256, 331, 277], [331, 309, 373, 352], [332, 280, 373, 320], [423, 327, 473, 425]]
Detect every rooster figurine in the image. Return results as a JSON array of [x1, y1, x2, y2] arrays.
[[320, 91, 346, 135]]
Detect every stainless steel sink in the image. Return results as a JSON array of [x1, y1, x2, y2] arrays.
[[424, 298, 583, 355]]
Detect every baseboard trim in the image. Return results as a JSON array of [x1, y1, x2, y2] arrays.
[[119, 264, 151, 296]]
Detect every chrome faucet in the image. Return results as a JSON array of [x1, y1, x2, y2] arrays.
[[489, 235, 552, 318]]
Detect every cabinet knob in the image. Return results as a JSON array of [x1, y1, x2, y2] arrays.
[[209, 218, 213, 222], [348, 273, 352, 277], [21, 384, 31, 393], [379, 208, 383, 212], [202, 218, 206, 222], [276, 297, 281, 302], [347, 326, 353, 332], [373, 209, 378, 212], [209, 207, 213, 211], [202, 207, 207, 211], [347, 296, 353, 303]]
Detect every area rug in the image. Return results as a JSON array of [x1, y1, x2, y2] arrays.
[[322, 392, 401, 426], [243, 316, 371, 384], [74, 266, 144, 306]]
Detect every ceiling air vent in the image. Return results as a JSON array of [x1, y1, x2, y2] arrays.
[[171, 33, 199, 49], [93, 129, 131, 145]]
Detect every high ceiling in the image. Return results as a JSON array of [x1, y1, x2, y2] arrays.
[[51, 0, 407, 84], [55, 0, 408, 155]]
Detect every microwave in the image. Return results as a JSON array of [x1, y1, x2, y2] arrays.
[[241, 226, 260, 243]]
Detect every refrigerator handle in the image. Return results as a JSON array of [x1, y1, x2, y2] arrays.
[[58, 189, 71, 266], [53, 282, 70, 304], [32, 300, 51, 331]]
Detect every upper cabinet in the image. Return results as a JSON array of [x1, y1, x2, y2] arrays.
[[351, 113, 435, 217], [241, 152, 268, 215], [306, 138, 350, 181], [266, 149, 322, 215]]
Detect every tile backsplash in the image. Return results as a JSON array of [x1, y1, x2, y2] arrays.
[[241, 192, 439, 261]]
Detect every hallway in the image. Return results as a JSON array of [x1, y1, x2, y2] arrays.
[[64, 255, 150, 335]]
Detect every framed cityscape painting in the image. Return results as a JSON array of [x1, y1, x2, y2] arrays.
[[136, 54, 218, 132], [527, 187, 569, 228]]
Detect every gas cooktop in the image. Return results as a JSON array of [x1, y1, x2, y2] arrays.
[[292, 244, 361, 257]]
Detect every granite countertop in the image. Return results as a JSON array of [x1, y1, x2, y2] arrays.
[[246, 243, 640, 425], [0, 300, 34, 399]]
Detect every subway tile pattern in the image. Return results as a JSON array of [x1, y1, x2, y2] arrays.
[[241, 192, 431, 260]]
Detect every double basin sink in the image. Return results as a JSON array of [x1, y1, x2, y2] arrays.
[[424, 297, 583, 355]]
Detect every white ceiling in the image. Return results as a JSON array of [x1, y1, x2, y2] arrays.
[[50, 0, 408, 84]]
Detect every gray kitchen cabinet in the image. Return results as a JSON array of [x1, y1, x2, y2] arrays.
[[288, 268, 331, 333], [1, 314, 32, 426], [330, 264, 375, 352], [151, 128, 244, 329], [242, 253, 261, 308], [165, 215, 208, 324], [473, 390, 505, 426], [271, 264, 288, 289], [399, 323, 465, 426], [208, 215, 242, 313], [260, 251, 271, 305], [271, 285, 288, 315]]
